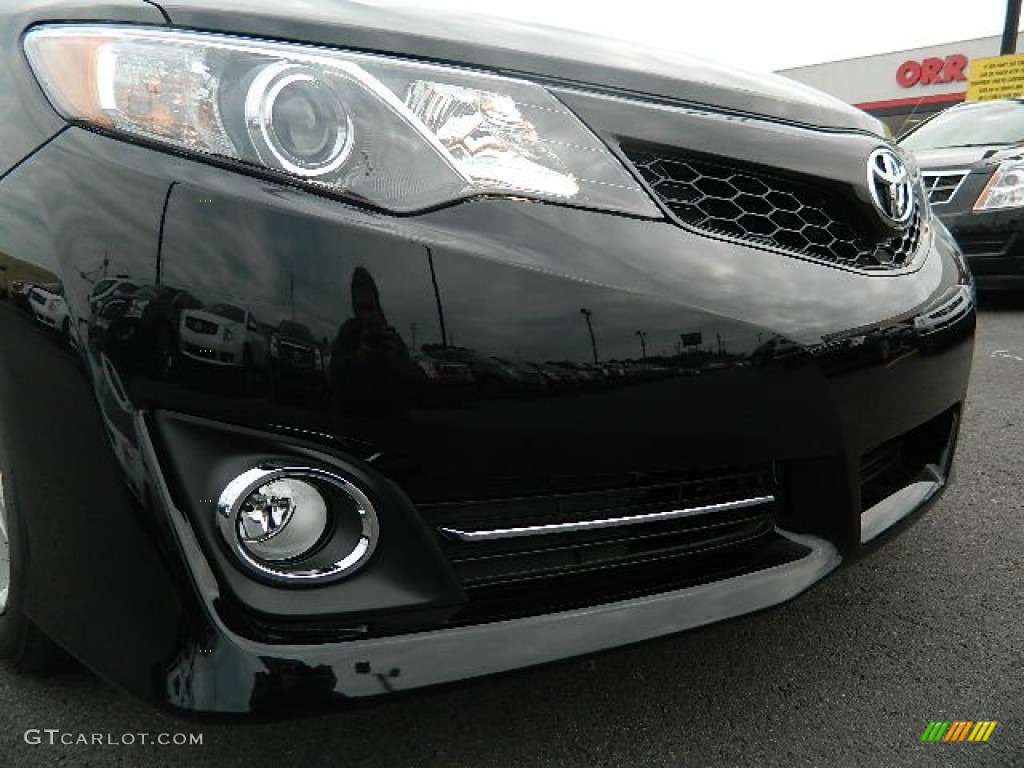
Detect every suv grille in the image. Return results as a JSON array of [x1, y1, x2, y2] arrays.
[[420, 465, 795, 622], [625, 147, 922, 270], [921, 170, 969, 205], [280, 341, 315, 367]]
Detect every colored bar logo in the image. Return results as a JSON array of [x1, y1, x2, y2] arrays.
[[921, 721, 997, 742]]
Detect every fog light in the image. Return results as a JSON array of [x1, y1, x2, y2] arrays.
[[218, 466, 378, 583], [237, 478, 328, 562]]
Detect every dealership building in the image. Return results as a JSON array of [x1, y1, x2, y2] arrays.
[[778, 31, 1024, 135]]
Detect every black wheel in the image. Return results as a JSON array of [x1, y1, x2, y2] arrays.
[[0, 443, 71, 672]]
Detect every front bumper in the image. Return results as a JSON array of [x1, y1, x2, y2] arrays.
[[935, 207, 1024, 290], [0, 121, 975, 715], [142, 408, 955, 710], [179, 329, 240, 367]]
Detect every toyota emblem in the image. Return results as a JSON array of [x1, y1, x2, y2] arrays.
[[867, 147, 916, 229]]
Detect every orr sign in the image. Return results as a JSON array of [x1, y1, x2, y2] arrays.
[[896, 54, 968, 88]]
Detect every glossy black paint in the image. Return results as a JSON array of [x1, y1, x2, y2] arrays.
[[0, 1, 974, 716]]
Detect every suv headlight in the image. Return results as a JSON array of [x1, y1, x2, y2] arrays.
[[24, 25, 657, 216], [975, 160, 1024, 211]]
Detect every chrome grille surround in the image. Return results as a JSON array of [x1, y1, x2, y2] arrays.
[[921, 170, 970, 205]]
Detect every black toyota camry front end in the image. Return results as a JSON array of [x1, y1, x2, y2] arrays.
[[0, 0, 974, 717]]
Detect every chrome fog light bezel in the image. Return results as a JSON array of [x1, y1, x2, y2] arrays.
[[217, 465, 378, 584]]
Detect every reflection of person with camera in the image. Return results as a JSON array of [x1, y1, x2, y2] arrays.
[[329, 267, 414, 417]]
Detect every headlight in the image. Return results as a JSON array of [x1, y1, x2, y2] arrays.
[[975, 160, 1024, 210], [24, 25, 657, 216], [222, 326, 234, 342], [217, 466, 379, 583]]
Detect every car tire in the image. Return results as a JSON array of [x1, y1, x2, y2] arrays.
[[0, 440, 71, 672]]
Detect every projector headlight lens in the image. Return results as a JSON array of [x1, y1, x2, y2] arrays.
[[246, 63, 354, 178]]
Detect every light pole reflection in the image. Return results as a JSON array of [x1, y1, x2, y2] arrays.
[[635, 330, 647, 361], [580, 308, 598, 364]]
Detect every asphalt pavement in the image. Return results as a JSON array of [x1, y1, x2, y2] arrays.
[[0, 295, 1021, 768]]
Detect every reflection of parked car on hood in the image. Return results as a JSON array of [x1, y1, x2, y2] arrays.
[[88, 277, 140, 315], [549, 361, 605, 389], [102, 285, 201, 379], [269, 320, 327, 398], [179, 303, 269, 376], [413, 352, 475, 405], [424, 346, 544, 397], [28, 282, 70, 339], [490, 356, 547, 394], [9, 279, 40, 313], [523, 362, 578, 393]]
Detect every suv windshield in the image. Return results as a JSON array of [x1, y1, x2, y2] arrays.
[[900, 101, 1024, 151]]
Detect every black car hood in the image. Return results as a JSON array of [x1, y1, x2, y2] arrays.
[[144, 0, 880, 133], [911, 144, 1024, 170]]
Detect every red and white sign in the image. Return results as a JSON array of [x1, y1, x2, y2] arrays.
[[896, 55, 969, 88]]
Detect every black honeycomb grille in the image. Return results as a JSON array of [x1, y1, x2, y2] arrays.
[[625, 147, 923, 270]]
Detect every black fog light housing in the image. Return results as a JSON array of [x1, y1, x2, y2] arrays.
[[217, 466, 378, 584]]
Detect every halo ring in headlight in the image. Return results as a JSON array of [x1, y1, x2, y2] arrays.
[[217, 465, 379, 583], [245, 63, 354, 178]]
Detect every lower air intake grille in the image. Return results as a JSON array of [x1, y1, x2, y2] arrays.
[[420, 466, 802, 623], [625, 147, 922, 270]]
